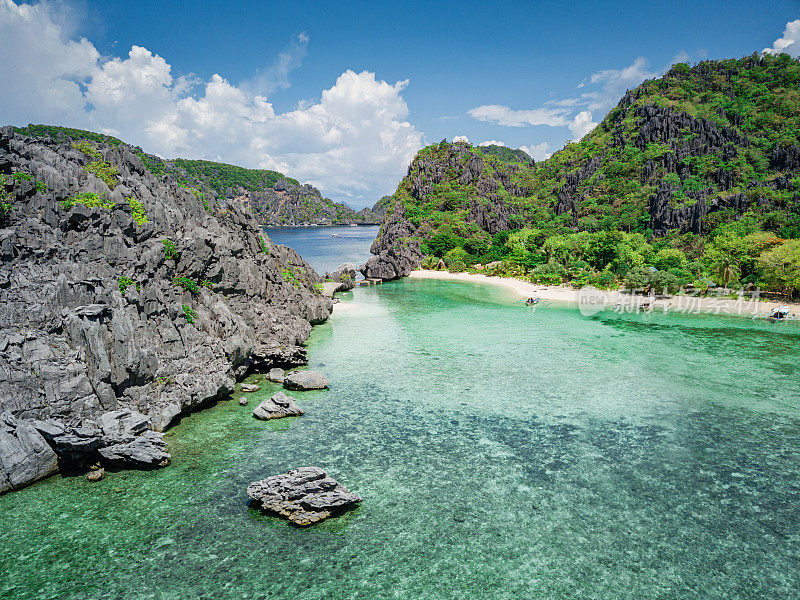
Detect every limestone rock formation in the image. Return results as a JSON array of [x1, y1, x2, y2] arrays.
[[252, 391, 303, 420], [283, 370, 329, 391], [247, 466, 361, 526], [0, 411, 58, 493], [0, 126, 332, 492], [267, 368, 285, 383], [361, 201, 422, 280]]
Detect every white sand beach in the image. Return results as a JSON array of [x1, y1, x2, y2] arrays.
[[408, 269, 800, 319]]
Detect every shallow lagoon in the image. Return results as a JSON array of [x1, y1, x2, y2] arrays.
[[2, 279, 799, 599]]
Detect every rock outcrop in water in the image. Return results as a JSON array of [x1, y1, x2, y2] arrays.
[[247, 466, 361, 526], [283, 370, 329, 391], [252, 391, 303, 420], [0, 126, 332, 492]]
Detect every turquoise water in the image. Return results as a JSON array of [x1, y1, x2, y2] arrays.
[[2, 279, 800, 599], [263, 225, 379, 274]]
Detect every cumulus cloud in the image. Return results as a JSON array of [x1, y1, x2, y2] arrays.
[[520, 142, 551, 161], [763, 19, 800, 57], [466, 56, 662, 144], [452, 135, 469, 143], [478, 140, 504, 146], [0, 1, 422, 205], [468, 104, 569, 127], [568, 111, 597, 140]]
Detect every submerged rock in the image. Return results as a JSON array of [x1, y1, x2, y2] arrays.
[[239, 397, 248, 406], [86, 467, 104, 482], [252, 392, 303, 420], [283, 370, 329, 391], [267, 368, 285, 383], [240, 384, 261, 393], [247, 466, 361, 526]]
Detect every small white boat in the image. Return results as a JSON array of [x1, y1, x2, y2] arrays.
[[769, 305, 791, 321], [331, 233, 340, 238], [350, 224, 358, 227]]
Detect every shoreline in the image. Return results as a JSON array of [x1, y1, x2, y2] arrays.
[[408, 270, 800, 319]]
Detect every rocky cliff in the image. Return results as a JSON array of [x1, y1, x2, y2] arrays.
[[365, 54, 800, 281], [0, 126, 331, 493]]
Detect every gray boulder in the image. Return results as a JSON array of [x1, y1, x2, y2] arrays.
[[98, 430, 170, 468], [267, 368, 285, 383], [283, 370, 329, 391], [0, 412, 59, 494], [252, 392, 303, 420], [247, 466, 361, 526], [240, 383, 260, 393]]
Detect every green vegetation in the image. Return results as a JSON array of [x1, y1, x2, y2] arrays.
[[161, 239, 178, 260], [60, 192, 114, 211], [172, 159, 296, 197], [82, 161, 119, 189], [182, 304, 197, 324], [0, 175, 12, 217], [313, 283, 324, 294], [128, 198, 148, 226], [258, 235, 270, 254], [393, 54, 800, 297], [14, 124, 123, 147], [118, 276, 140, 295], [173, 276, 201, 294], [475, 144, 533, 164], [281, 268, 302, 288], [71, 140, 102, 158]]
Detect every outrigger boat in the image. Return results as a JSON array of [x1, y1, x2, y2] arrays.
[[754, 305, 799, 322]]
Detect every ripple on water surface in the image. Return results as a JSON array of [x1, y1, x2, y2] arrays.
[[2, 279, 799, 599]]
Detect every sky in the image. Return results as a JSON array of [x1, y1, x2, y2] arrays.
[[1, 1, 799, 208]]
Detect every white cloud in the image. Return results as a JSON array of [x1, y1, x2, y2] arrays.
[[0, 1, 422, 205], [468, 104, 569, 127], [478, 140, 504, 146], [245, 32, 309, 96], [568, 111, 597, 140], [0, 0, 97, 126], [577, 56, 657, 113], [520, 142, 551, 161], [452, 135, 469, 143], [763, 19, 800, 57], [465, 56, 660, 146]]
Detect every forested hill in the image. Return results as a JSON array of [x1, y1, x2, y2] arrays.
[[11, 125, 380, 226], [364, 53, 800, 297]]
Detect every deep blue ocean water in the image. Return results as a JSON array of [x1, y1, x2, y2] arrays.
[[263, 225, 380, 275]]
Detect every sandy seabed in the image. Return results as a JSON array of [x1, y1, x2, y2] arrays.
[[408, 269, 800, 319]]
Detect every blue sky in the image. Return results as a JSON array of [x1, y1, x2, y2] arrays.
[[1, 0, 799, 206]]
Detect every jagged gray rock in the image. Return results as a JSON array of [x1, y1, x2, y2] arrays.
[[240, 383, 260, 393], [0, 411, 58, 493], [361, 201, 422, 280], [252, 391, 303, 420], [0, 126, 332, 492], [283, 370, 329, 391], [98, 430, 170, 468], [267, 368, 285, 383], [247, 466, 361, 526]]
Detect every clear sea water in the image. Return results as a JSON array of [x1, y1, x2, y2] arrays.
[[263, 225, 380, 275], [2, 236, 800, 599]]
